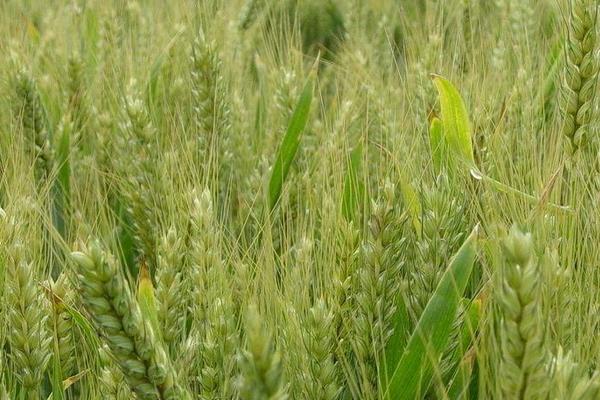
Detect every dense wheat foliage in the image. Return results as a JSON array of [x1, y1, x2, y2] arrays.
[[1, 0, 600, 399]]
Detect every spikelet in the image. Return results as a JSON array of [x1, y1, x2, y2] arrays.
[[332, 217, 360, 323], [549, 347, 600, 400], [117, 82, 160, 269], [71, 241, 189, 399], [98, 344, 135, 399], [197, 245, 238, 398], [48, 273, 77, 377], [155, 227, 187, 355], [562, 0, 599, 150], [237, 304, 288, 400], [190, 30, 231, 169], [183, 188, 239, 397], [331, 216, 362, 392], [496, 226, 548, 399], [5, 247, 52, 398], [350, 181, 405, 398], [273, 67, 299, 122], [408, 178, 468, 320], [187, 188, 221, 324], [197, 293, 239, 399], [542, 248, 573, 345], [300, 299, 341, 400], [13, 70, 53, 184]]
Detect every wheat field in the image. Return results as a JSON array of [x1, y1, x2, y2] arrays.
[[0, 0, 599, 399]]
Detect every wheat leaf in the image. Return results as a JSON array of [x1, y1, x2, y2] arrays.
[[385, 225, 479, 399], [268, 67, 316, 210], [342, 143, 363, 222], [429, 117, 445, 175], [431, 74, 475, 169]]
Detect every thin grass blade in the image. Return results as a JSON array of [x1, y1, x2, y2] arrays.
[[268, 67, 316, 210]]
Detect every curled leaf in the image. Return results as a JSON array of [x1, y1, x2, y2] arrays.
[[431, 74, 475, 170]]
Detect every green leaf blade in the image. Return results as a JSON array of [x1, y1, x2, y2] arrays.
[[431, 75, 475, 168], [398, 173, 422, 239], [382, 292, 411, 389], [429, 117, 445, 175], [268, 73, 314, 210], [54, 121, 71, 239], [446, 297, 482, 400], [385, 225, 479, 399], [342, 143, 363, 222]]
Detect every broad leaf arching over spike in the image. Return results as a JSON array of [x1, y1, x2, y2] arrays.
[[385, 225, 479, 399]]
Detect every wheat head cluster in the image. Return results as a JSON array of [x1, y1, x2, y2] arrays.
[[1, 0, 600, 399]]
